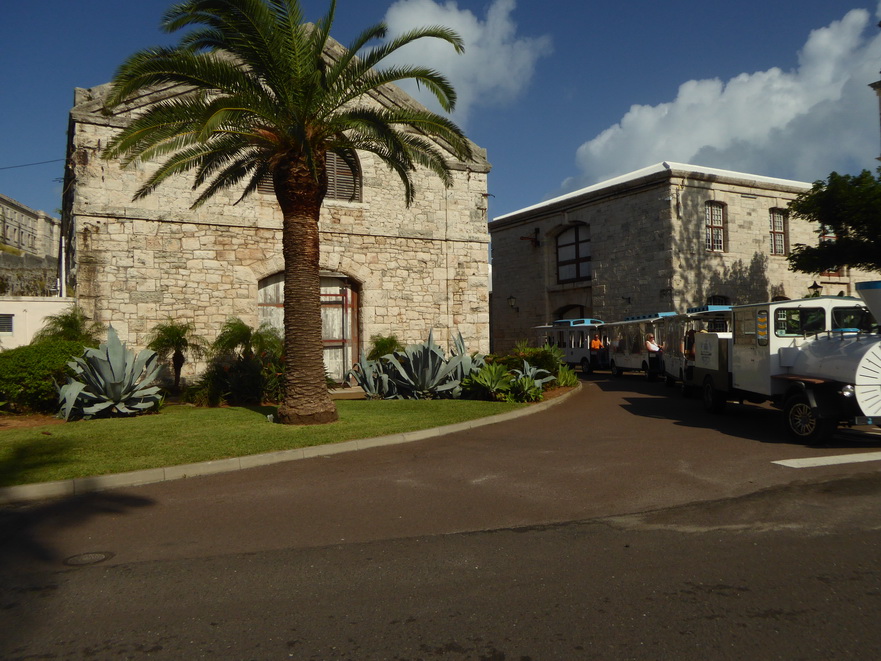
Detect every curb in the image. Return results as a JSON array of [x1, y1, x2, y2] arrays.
[[0, 382, 583, 505]]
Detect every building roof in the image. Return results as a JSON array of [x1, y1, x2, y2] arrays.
[[492, 161, 811, 224]]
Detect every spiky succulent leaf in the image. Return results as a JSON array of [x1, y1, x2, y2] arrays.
[[56, 325, 162, 420]]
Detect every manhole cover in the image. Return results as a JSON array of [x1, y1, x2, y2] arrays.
[[63, 551, 114, 566]]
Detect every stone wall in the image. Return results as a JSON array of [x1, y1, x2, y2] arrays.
[[66, 80, 491, 383], [0, 251, 59, 297]]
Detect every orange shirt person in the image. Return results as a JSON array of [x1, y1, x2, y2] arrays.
[[590, 334, 603, 350]]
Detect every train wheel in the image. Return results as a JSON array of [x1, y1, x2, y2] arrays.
[[580, 358, 592, 375], [702, 376, 726, 413], [665, 374, 676, 388], [784, 392, 836, 444]]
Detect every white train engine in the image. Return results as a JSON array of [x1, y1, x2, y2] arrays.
[[686, 281, 881, 443]]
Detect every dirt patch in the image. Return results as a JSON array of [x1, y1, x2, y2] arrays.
[[540, 385, 575, 402], [0, 414, 65, 431]]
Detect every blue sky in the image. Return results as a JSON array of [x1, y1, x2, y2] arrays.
[[1, 1, 880, 220]]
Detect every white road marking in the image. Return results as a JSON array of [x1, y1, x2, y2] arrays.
[[773, 451, 881, 468]]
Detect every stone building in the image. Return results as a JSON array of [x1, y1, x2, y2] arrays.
[[0, 193, 59, 261], [0, 193, 61, 296], [63, 77, 491, 382], [489, 162, 878, 353]]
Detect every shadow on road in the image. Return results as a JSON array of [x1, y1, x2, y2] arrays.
[[0, 491, 154, 569], [583, 372, 881, 450]]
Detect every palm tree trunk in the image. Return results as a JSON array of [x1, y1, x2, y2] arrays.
[[274, 153, 338, 425]]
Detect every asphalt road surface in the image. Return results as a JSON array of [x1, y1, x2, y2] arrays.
[[3, 375, 881, 660]]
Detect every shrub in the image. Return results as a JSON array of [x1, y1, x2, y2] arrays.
[[30, 305, 104, 347], [0, 341, 84, 413], [556, 364, 579, 387], [366, 334, 405, 361], [507, 375, 543, 403], [184, 319, 284, 407], [492, 342, 565, 377], [461, 362, 512, 401], [183, 357, 266, 407]]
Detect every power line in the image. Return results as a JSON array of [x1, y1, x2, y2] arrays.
[[0, 159, 65, 172]]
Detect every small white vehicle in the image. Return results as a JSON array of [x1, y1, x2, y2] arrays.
[[682, 282, 881, 443], [536, 318, 609, 373], [603, 312, 676, 380]]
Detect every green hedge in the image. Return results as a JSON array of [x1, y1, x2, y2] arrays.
[[0, 341, 85, 413]]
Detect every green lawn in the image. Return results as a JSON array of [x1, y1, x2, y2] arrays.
[[0, 399, 525, 487]]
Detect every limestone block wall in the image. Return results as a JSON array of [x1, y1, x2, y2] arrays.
[[65, 81, 491, 383]]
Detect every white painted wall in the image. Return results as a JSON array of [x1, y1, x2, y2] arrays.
[[0, 297, 76, 349]]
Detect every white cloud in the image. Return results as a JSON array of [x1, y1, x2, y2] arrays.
[[380, 0, 552, 124], [562, 5, 881, 193]]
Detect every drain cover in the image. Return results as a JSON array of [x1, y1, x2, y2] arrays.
[[63, 551, 115, 566]]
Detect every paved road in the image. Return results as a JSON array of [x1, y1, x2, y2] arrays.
[[3, 375, 881, 659]]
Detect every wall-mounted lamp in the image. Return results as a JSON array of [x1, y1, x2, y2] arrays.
[[808, 281, 822, 297], [621, 296, 632, 305], [507, 295, 519, 312]]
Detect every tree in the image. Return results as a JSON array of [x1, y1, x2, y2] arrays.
[[30, 305, 104, 347], [212, 317, 281, 362], [101, 0, 473, 424], [787, 169, 881, 275], [147, 319, 207, 391]]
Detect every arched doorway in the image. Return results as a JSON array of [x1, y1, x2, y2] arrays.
[[257, 272, 360, 381]]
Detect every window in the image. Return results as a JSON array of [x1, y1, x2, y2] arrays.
[[769, 208, 787, 255], [556, 225, 591, 283], [832, 307, 876, 331], [0, 314, 12, 333], [705, 202, 726, 252], [774, 307, 825, 337], [258, 152, 362, 202], [325, 152, 362, 202]]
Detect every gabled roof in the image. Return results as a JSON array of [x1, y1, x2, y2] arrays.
[[493, 161, 810, 224]]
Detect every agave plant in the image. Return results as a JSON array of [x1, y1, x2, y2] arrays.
[[450, 332, 485, 384], [461, 362, 512, 401], [57, 326, 162, 421], [383, 330, 465, 400], [507, 375, 543, 403], [347, 360, 397, 400], [512, 360, 556, 389]]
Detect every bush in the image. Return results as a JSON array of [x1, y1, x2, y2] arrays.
[[490, 342, 565, 377], [556, 364, 579, 387], [183, 357, 266, 407], [460, 362, 512, 401], [366, 334, 405, 361], [0, 341, 85, 413]]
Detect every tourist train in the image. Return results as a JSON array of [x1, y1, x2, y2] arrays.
[[536, 281, 881, 443]]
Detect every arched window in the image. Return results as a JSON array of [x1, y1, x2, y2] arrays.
[[705, 202, 726, 252], [257, 272, 360, 381], [556, 225, 591, 284], [258, 152, 362, 202]]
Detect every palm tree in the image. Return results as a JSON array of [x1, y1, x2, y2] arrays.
[[147, 319, 207, 391], [212, 317, 282, 362], [30, 305, 104, 346], [101, 0, 473, 425]]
